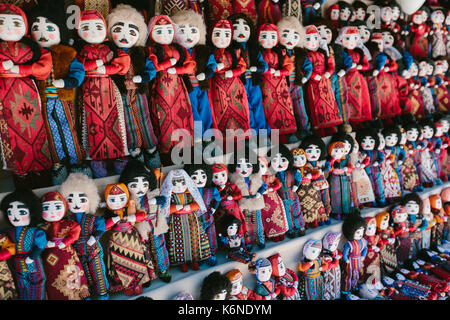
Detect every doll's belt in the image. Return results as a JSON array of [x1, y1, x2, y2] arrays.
[[14, 251, 31, 259], [0, 73, 25, 78]]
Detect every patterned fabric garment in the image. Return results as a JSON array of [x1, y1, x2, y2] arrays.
[[296, 169, 325, 227], [341, 239, 367, 293], [257, 0, 282, 25], [410, 23, 430, 59], [261, 174, 288, 239], [363, 150, 386, 203], [419, 144, 438, 185], [431, 27, 447, 58], [328, 159, 352, 219], [0, 233, 17, 300], [281, 0, 302, 22], [277, 171, 305, 232], [400, 148, 421, 191], [301, 0, 324, 25], [233, 0, 257, 23], [408, 78, 425, 118], [0, 41, 52, 175], [359, 235, 381, 285], [322, 251, 341, 300], [75, 0, 111, 19], [420, 84, 435, 114], [274, 269, 300, 300], [298, 260, 324, 300], [252, 279, 277, 300], [379, 229, 398, 276], [380, 150, 402, 200], [208, 0, 233, 22], [41, 220, 90, 300], [198, 187, 220, 255], [350, 152, 375, 205]]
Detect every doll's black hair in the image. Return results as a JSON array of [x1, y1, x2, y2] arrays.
[[269, 143, 294, 171], [228, 146, 260, 174], [0, 188, 43, 227], [342, 211, 367, 241], [400, 192, 423, 214], [199, 271, 232, 300], [420, 5, 431, 18], [352, 0, 367, 14], [403, 114, 422, 136], [312, 17, 338, 42], [337, 1, 353, 16], [119, 159, 158, 191], [217, 213, 242, 236], [329, 132, 355, 153], [184, 163, 213, 189], [355, 128, 380, 150], [300, 134, 327, 161], [419, 117, 437, 136], [382, 125, 401, 144]]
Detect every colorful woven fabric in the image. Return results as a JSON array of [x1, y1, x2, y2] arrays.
[[277, 171, 305, 231], [299, 260, 324, 300], [0, 234, 16, 300], [342, 239, 367, 293], [329, 159, 352, 218], [261, 174, 288, 239]]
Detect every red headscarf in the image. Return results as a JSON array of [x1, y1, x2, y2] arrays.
[[210, 19, 233, 43], [77, 9, 106, 30], [212, 163, 228, 175], [268, 253, 282, 277], [305, 25, 319, 36], [258, 23, 278, 43], [147, 15, 176, 43], [0, 3, 28, 34], [41, 192, 68, 215], [327, 3, 340, 20]]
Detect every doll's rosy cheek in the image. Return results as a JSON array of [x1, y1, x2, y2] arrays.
[[49, 33, 55, 40], [82, 32, 89, 39], [42, 211, 49, 219], [113, 34, 119, 40]]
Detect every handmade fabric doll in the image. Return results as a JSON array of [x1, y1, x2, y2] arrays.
[[322, 231, 342, 300], [405, 116, 426, 187], [40, 192, 90, 300], [360, 217, 382, 286], [257, 0, 282, 26], [160, 169, 211, 272], [337, 1, 353, 28], [391, 205, 415, 265], [0, 232, 16, 300], [218, 214, 256, 264], [356, 127, 386, 207], [277, 16, 311, 135], [303, 25, 343, 137], [335, 26, 372, 129], [0, 189, 48, 300], [341, 212, 368, 294], [328, 141, 353, 221], [225, 269, 254, 300], [209, 19, 251, 141], [421, 197, 434, 250], [292, 147, 325, 228], [185, 162, 221, 266], [147, 15, 196, 158], [297, 239, 328, 300], [399, 118, 422, 192], [409, 9, 431, 59], [434, 113, 450, 180], [380, 125, 403, 202], [269, 144, 305, 238], [257, 23, 296, 143], [59, 173, 110, 300], [28, 0, 85, 185], [375, 211, 397, 276], [429, 194, 446, 249], [228, 148, 266, 248], [418, 118, 440, 188], [418, 59, 435, 115], [300, 0, 324, 25], [407, 61, 426, 118], [327, 3, 340, 30], [172, 9, 216, 139], [352, 0, 367, 22], [430, 8, 447, 58], [258, 156, 288, 242], [106, 4, 160, 168], [199, 271, 231, 300], [0, 4, 52, 180], [104, 183, 156, 296], [76, 9, 130, 178], [268, 253, 300, 300], [248, 257, 279, 300], [401, 192, 427, 259], [228, 13, 271, 136], [433, 60, 450, 113]]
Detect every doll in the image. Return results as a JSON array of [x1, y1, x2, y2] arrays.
[[0, 189, 48, 300], [147, 15, 196, 159], [258, 155, 288, 242], [398, 118, 422, 192], [160, 169, 211, 272], [209, 19, 251, 141], [40, 192, 90, 300], [303, 25, 343, 137], [185, 163, 221, 266], [337, 1, 353, 28], [0, 4, 52, 181], [268, 253, 300, 300], [401, 192, 427, 259], [341, 212, 368, 294], [292, 147, 325, 228], [269, 144, 305, 238], [430, 8, 447, 58], [104, 183, 156, 296], [421, 197, 435, 250], [375, 211, 398, 276], [418, 118, 440, 187], [297, 239, 328, 300], [300, 134, 331, 219], [391, 205, 415, 265], [119, 160, 171, 282], [352, 1, 367, 22], [218, 214, 256, 264], [199, 271, 232, 300], [435, 114, 450, 180], [328, 141, 354, 221], [229, 148, 266, 248], [300, 0, 324, 25], [225, 269, 254, 300], [407, 61, 426, 118], [248, 257, 279, 300], [76, 9, 131, 178], [409, 9, 431, 59], [322, 231, 342, 300], [277, 16, 311, 134], [433, 60, 450, 113], [335, 26, 372, 129], [356, 127, 386, 207], [433, 117, 447, 181], [380, 125, 403, 202], [106, 4, 160, 168], [59, 173, 110, 299], [429, 194, 446, 249], [257, 0, 282, 26], [228, 13, 271, 136], [28, 0, 85, 185], [359, 217, 382, 287], [418, 59, 435, 115], [327, 3, 340, 30], [440, 187, 450, 241], [404, 117, 425, 186], [257, 23, 296, 143]]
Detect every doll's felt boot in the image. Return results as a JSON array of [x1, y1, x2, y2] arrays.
[[51, 163, 68, 186], [189, 261, 200, 271], [124, 286, 136, 296], [158, 270, 172, 283], [297, 228, 306, 237], [97, 293, 110, 300], [206, 255, 217, 266], [90, 160, 107, 178], [179, 263, 189, 273], [145, 147, 161, 169], [286, 230, 296, 238]]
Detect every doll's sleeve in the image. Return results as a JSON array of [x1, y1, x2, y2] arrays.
[[204, 53, 218, 79], [270, 177, 282, 191], [77, 54, 98, 72], [342, 50, 353, 70], [232, 184, 243, 201], [256, 51, 269, 73], [92, 216, 107, 238], [19, 47, 52, 80], [211, 187, 222, 210], [377, 150, 385, 162], [361, 239, 368, 258], [140, 58, 157, 82], [63, 58, 85, 88], [280, 53, 294, 77], [30, 229, 48, 260], [342, 242, 351, 262], [374, 53, 387, 71], [359, 54, 370, 71], [326, 54, 335, 75], [174, 49, 196, 75], [0, 235, 15, 260], [105, 49, 130, 75], [385, 57, 398, 73], [435, 75, 442, 86], [135, 211, 147, 223], [257, 181, 268, 195], [62, 221, 82, 246], [297, 261, 312, 272]]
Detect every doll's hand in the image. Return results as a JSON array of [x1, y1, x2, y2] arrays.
[[373, 161, 379, 167], [414, 84, 420, 89], [2, 60, 13, 70], [436, 149, 440, 154], [96, 59, 104, 67], [53, 79, 65, 88], [211, 207, 216, 214], [388, 238, 395, 244], [373, 70, 379, 77], [216, 62, 225, 71], [357, 64, 363, 70], [196, 73, 206, 81], [227, 195, 233, 201], [337, 69, 346, 77], [351, 63, 357, 69], [133, 75, 142, 83], [324, 72, 331, 79], [336, 254, 342, 260], [96, 66, 106, 74], [314, 74, 322, 81], [9, 65, 19, 74], [87, 236, 96, 247], [344, 167, 348, 173], [175, 204, 183, 211], [249, 66, 257, 72], [58, 242, 66, 249], [398, 160, 403, 165], [384, 67, 390, 72], [274, 70, 281, 77], [417, 145, 422, 150], [148, 198, 157, 205], [47, 241, 56, 248], [443, 144, 448, 148], [225, 70, 233, 78], [256, 192, 262, 199], [292, 185, 298, 193], [25, 257, 34, 264], [306, 173, 312, 179], [127, 214, 137, 223], [170, 58, 177, 66], [402, 70, 410, 78], [301, 77, 308, 84], [111, 215, 121, 224], [319, 266, 323, 271], [268, 187, 273, 192], [409, 150, 414, 155], [313, 2, 321, 10], [168, 67, 177, 75], [424, 33, 429, 37], [356, 162, 361, 168], [183, 204, 191, 211], [270, 68, 276, 75]]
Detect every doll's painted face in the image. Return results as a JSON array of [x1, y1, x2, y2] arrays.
[[361, 136, 376, 150], [365, 220, 377, 236], [42, 200, 65, 222], [110, 21, 140, 48], [354, 227, 365, 240], [342, 33, 359, 50], [227, 222, 239, 236], [330, 9, 340, 21], [175, 23, 200, 49], [257, 265, 272, 282], [326, 236, 340, 252], [7, 201, 30, 227], [385, 133, 398, 147], [31, 17, 61, 48], [258, 160, 267, 176], [412, 13, 424, 25], [152, 23, 174, 45], [236, 157, 253, 178], [440, 119, 449, 133], [356, 8, 366, 21], [293, 152, 307, 168], [446, 12, 450, 25], [0, 14, 27, 41], [409, 63, 418, 77], [127, 177, 149, 199], [378, 133, 385, 150], [106, 192, 128, 211], [372, 38, 384, 52], [212, 170, 228, 186], [191, 169, 207, 188], [379, 215, 389, 230], [213, 289, 228, 300], [304, 244, 321, 260], [359, 284, 379, 300], [317, 25, 333, 45], [340, 7, 352, 21], [426, 63, 434, 76], [78, 19, 106, 44], [381, 7, 393, 23], [330, 146, 345, 159], [277, 257, 286, 277], [343, 140, 352, 155], [392, 7, 401, 21], [232, 18, 250, 43], [67, 192, 89, 213], [358, 25, 370, 43], [431, 10, 445, 24], [259, 30, 278, 49], [418, 61, 428, 77], [381, 32, 394, 48], [304, 32, 319, 51], [423, 198, 431, 214], [405, 200, 420, 215], [212, 27, 231, 48], [406, 128, 419, 141], [442, 60, 449, 73], [230, 277, 243, 295], [352, 140, 359, 154], [421, 125, 434, 139], [172, 178, 187, 194], [435, 125, 444, 137], [305, 144, 321, 162], [433, 197, 443, 209], [279, 28, 301, 49], [393, 208, 408, 223], [271, 153, 289, 172]]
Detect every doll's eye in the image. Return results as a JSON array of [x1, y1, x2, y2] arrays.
[[19, 210, 27, 215], [111, 198, 115, 202], [43, 206, 49, 211], [143, 182, 149, 187], [32, 25, 39, 31], [191, 28, 197, 34], [80, 198, 87, 203], [225, 32, 230, 38], [120, 197, 126, 202], [157, 30, 162, 35], [47, 25, 55, 32], [214, 32, 220, 37], [0, 19, 4, 26], [113, 26, 122, 33], [262, 34, 267, 39], [96, 25, 103, 31], [129, 30, 137, 36], [56, 205, 62, 210], [182, 181, 186, 185], [82, 26, 89, 31], [272, 35, 276, 40], [202, 175, 206, 179], [13, 21, 22, 28]]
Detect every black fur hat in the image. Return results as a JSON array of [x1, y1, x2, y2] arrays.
[[356, 128, 380, 150], [300, 134, 327, 161], [400, 192, 423, 214], [0, 188, 43, 227], [329, 131, 355, 153], [382, 125, 401, 145], [199, 271, 232, 300], [184, 163, 214, 189], [342, 211, 367, 241], [269, 144, 294, 171], [119, 159, 158, 191]]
